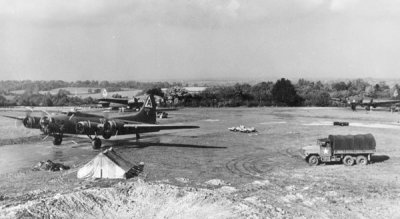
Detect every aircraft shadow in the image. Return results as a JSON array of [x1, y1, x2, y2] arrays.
[[103, 139, 227, 149]]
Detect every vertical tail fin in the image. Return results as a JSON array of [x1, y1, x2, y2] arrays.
[[102, 89, 108, 98], [115, 95, 156, 124]]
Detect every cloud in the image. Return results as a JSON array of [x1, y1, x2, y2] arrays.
[[0, 0, 331, 28], [329, 0, 359, 12], [0, 0, 136, 26], [1, 0, 400, 28]]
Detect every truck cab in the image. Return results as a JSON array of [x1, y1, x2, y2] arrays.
[[301, 138, 335, 165]]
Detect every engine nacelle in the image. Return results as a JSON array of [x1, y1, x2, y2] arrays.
[[76, 121, 101, 134], [102, 120, 123, 138], [23, 116, 41, 129]]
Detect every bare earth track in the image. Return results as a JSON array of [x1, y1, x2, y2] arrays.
[[1, 107, 400, 218]]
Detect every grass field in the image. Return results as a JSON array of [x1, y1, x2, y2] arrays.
[[1, 107, 400, 218], [0, 111, 41, 141]]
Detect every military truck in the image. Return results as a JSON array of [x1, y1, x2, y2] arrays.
[[301, 134, 376, 166]]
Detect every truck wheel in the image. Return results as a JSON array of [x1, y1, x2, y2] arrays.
[[343, 155, 354, 166], [356, 155, 368, 165], [308, 155, 319, 166]]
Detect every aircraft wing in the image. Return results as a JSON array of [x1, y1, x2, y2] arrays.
[[123, 123, 199, 132], [97, 98, 129, 105], [156, 107, 178, 112], [372, 100, 400, 105], [361, 100, 400, 107], [1, 115, 24, 120]]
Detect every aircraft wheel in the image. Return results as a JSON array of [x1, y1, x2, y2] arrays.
[[53, 136, 62, 145], [307, 155, 319, 166], [343, 155, 355, 166], [356, 155, 368, 165], [102, 133, 112, 140], [92, 138, 102, 150]]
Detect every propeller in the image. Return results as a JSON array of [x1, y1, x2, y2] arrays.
[[103, 110, 110, 120], [42, 134, 50, 141], [25, 107, 34, 116], [21, 107, 36, 128], [14, 119, 24, 128], [39, 109, 59, 135]]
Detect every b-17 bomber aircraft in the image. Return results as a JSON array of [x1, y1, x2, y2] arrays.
[[97, 89, 176, 113], [3, 95, 199, 149], [331, 97, 400, 111]]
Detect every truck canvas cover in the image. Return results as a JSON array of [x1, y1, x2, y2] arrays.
[[328, 134, 376, 152]]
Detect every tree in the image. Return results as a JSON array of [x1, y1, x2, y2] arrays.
[[146, 87, 164, 97], [251, 82, 273, 106], [332, 81, 348, 91], [166, 87, 189, 100], [0, 95, 7, 106], [272, 78, 303, 106], [233, 83, 252, 106]]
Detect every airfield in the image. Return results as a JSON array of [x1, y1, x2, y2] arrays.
[[1, 107, 400, 218]]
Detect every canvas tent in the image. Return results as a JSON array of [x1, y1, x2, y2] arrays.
[[77, 148, 136, 179]]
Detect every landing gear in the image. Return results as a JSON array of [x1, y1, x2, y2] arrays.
[[53, 134, 63, 145], [92, 137, 102, 150], [102, 133, 112, 140]]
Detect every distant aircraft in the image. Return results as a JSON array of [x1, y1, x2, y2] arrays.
[[3, 95, 199, 149], [97, 89, 175, 113], [331, 97, 400, 111], [97, 89, 143, 110]]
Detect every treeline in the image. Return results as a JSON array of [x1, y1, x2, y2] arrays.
[[1, 89, 96, 107], [169, 79, 310, 107], [162, 78, 400, 107], [0, 78, 399, 107], [0, 80, 181, 94]]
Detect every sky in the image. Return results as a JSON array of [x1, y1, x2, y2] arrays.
[[1, 0, 400, 81]]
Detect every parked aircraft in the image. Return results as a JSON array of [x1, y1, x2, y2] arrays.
[[331, 97, 400, 111], [97, 89, 143, 110], [97, 89, 176, 113], [3, 95, 199, 149]]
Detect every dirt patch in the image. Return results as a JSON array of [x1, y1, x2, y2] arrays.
[[1, 107, 400, 218], [0, 180, 255, 219]]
